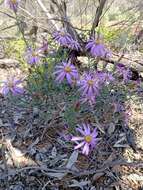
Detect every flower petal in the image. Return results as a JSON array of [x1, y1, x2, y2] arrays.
[[11, 87, 24, 95], [74, 141, 85, 150], [82, 143, 90, 155], [76, 127, 86, 136], [71, 136, 84, 141], [56, 71, 65, 82], [1, 86, 9, 96], [66, 73, 72, 84]]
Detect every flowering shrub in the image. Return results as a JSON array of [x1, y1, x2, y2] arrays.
[[1, 2, 142, 157]]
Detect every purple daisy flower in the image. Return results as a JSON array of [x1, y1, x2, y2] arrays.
[[71, 123, 98, 155], [5, 0, 20, 12], [95, 71, 114, 85], [54, 61, 79, 84], [25, 48, 40, 65], [68, 40, 81, 51], [53, 29, 81, 51], [53, 29, 73, 47], [78, 73, 99, 97], [1, 76, 24, 96], [86, 38, 111, 58], [39, 39, 48, 54], [116, 64, 131, 82]]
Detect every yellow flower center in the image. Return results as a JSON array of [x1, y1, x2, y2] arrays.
[[95, 39, 101, 44], [11, 0, 17, 3], [60, 31, 66, 36], [64, 66, 71, 73], [85, 135, 92, 143], [32, 52, 38, 57], [8, 81, 14, 88], [87, 80, 94, 86]]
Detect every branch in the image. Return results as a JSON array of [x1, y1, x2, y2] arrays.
[[0, 24, 17, 32], [90, 0, 107, 37], [36, 0, 59, 31], [0, 10, 16, 19], [76, 50, 143, 80], [74, 160, 143, 177], [100, 56, 143, 80], [51, 0, 84, 45]]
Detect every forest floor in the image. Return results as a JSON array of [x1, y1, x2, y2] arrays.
[[0, 58, 143, 190]]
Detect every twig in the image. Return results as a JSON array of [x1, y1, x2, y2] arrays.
[[100, 56, 143, 80], [113, 52, 143, 66], [4, 160, 143, 179], [0, 24, 17, 32], [0, 131, 9, 188], [90, 0, 107, 37], [99, 0, 115, 21], [75, 160, 143, 176], [77, 50, 143, 79], [36, 0, 59, 31], [0, 10, 16, 19], [51, 0, 83, 44], [42, 181, 50, 190]]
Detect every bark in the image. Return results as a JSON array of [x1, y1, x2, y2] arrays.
[[90, 0, 107, 37]]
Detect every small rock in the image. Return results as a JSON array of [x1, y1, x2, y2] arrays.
[[33, 107, 39, 117], [108, 123, 115, 135]]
